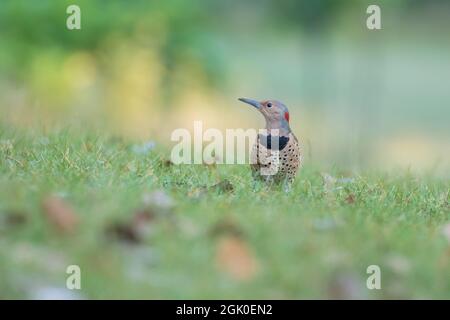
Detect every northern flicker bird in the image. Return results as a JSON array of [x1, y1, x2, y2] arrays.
[[238, 98, 302, 190]]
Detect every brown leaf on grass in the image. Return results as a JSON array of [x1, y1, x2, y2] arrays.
[[215, 235, 258, 281], [42, 196, 78, 234], [345, 193, 355, 204], [1, 210, 27, 227], [106, 209, 156, 245], [133, 209, 156, 225], [132, 208, 158, 237], [106, 222, 141, 244]]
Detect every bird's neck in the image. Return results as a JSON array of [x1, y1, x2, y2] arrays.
[[265, 120, 291, 136]]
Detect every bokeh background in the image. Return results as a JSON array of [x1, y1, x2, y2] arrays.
[[1, 0, 449, 173]]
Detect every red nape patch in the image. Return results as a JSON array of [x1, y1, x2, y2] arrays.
[[284, 112, 290, 122]]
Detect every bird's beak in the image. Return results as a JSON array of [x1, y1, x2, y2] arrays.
[[238, 97, 261, 109]]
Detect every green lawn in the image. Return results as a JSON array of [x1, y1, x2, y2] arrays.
[[0, 127, 449, 299]]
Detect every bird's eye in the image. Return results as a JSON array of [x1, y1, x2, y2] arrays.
[[267, 103, 272, 108]]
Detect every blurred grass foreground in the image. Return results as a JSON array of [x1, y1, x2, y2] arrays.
[[0, 0, 449, 299]]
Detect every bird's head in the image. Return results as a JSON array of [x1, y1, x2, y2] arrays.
[[238, 98, 291, 135]]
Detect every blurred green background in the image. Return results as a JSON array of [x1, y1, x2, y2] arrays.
[[1, 0, 449, 173]]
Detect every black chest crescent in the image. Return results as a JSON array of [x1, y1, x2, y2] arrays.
[[258, 134, 290, 151]]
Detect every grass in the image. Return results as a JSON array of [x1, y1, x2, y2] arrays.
[[0, 126, 449, 299]]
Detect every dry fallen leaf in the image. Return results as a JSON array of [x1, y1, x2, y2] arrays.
[[0, 210, 27, 229], [216, 235, 258, 281], [106, 208, 156, 244], [106, 222, 141, 244], [42, 195, 78, 234], [345, 193, 356, 204], [132, 209, 155, 225]]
